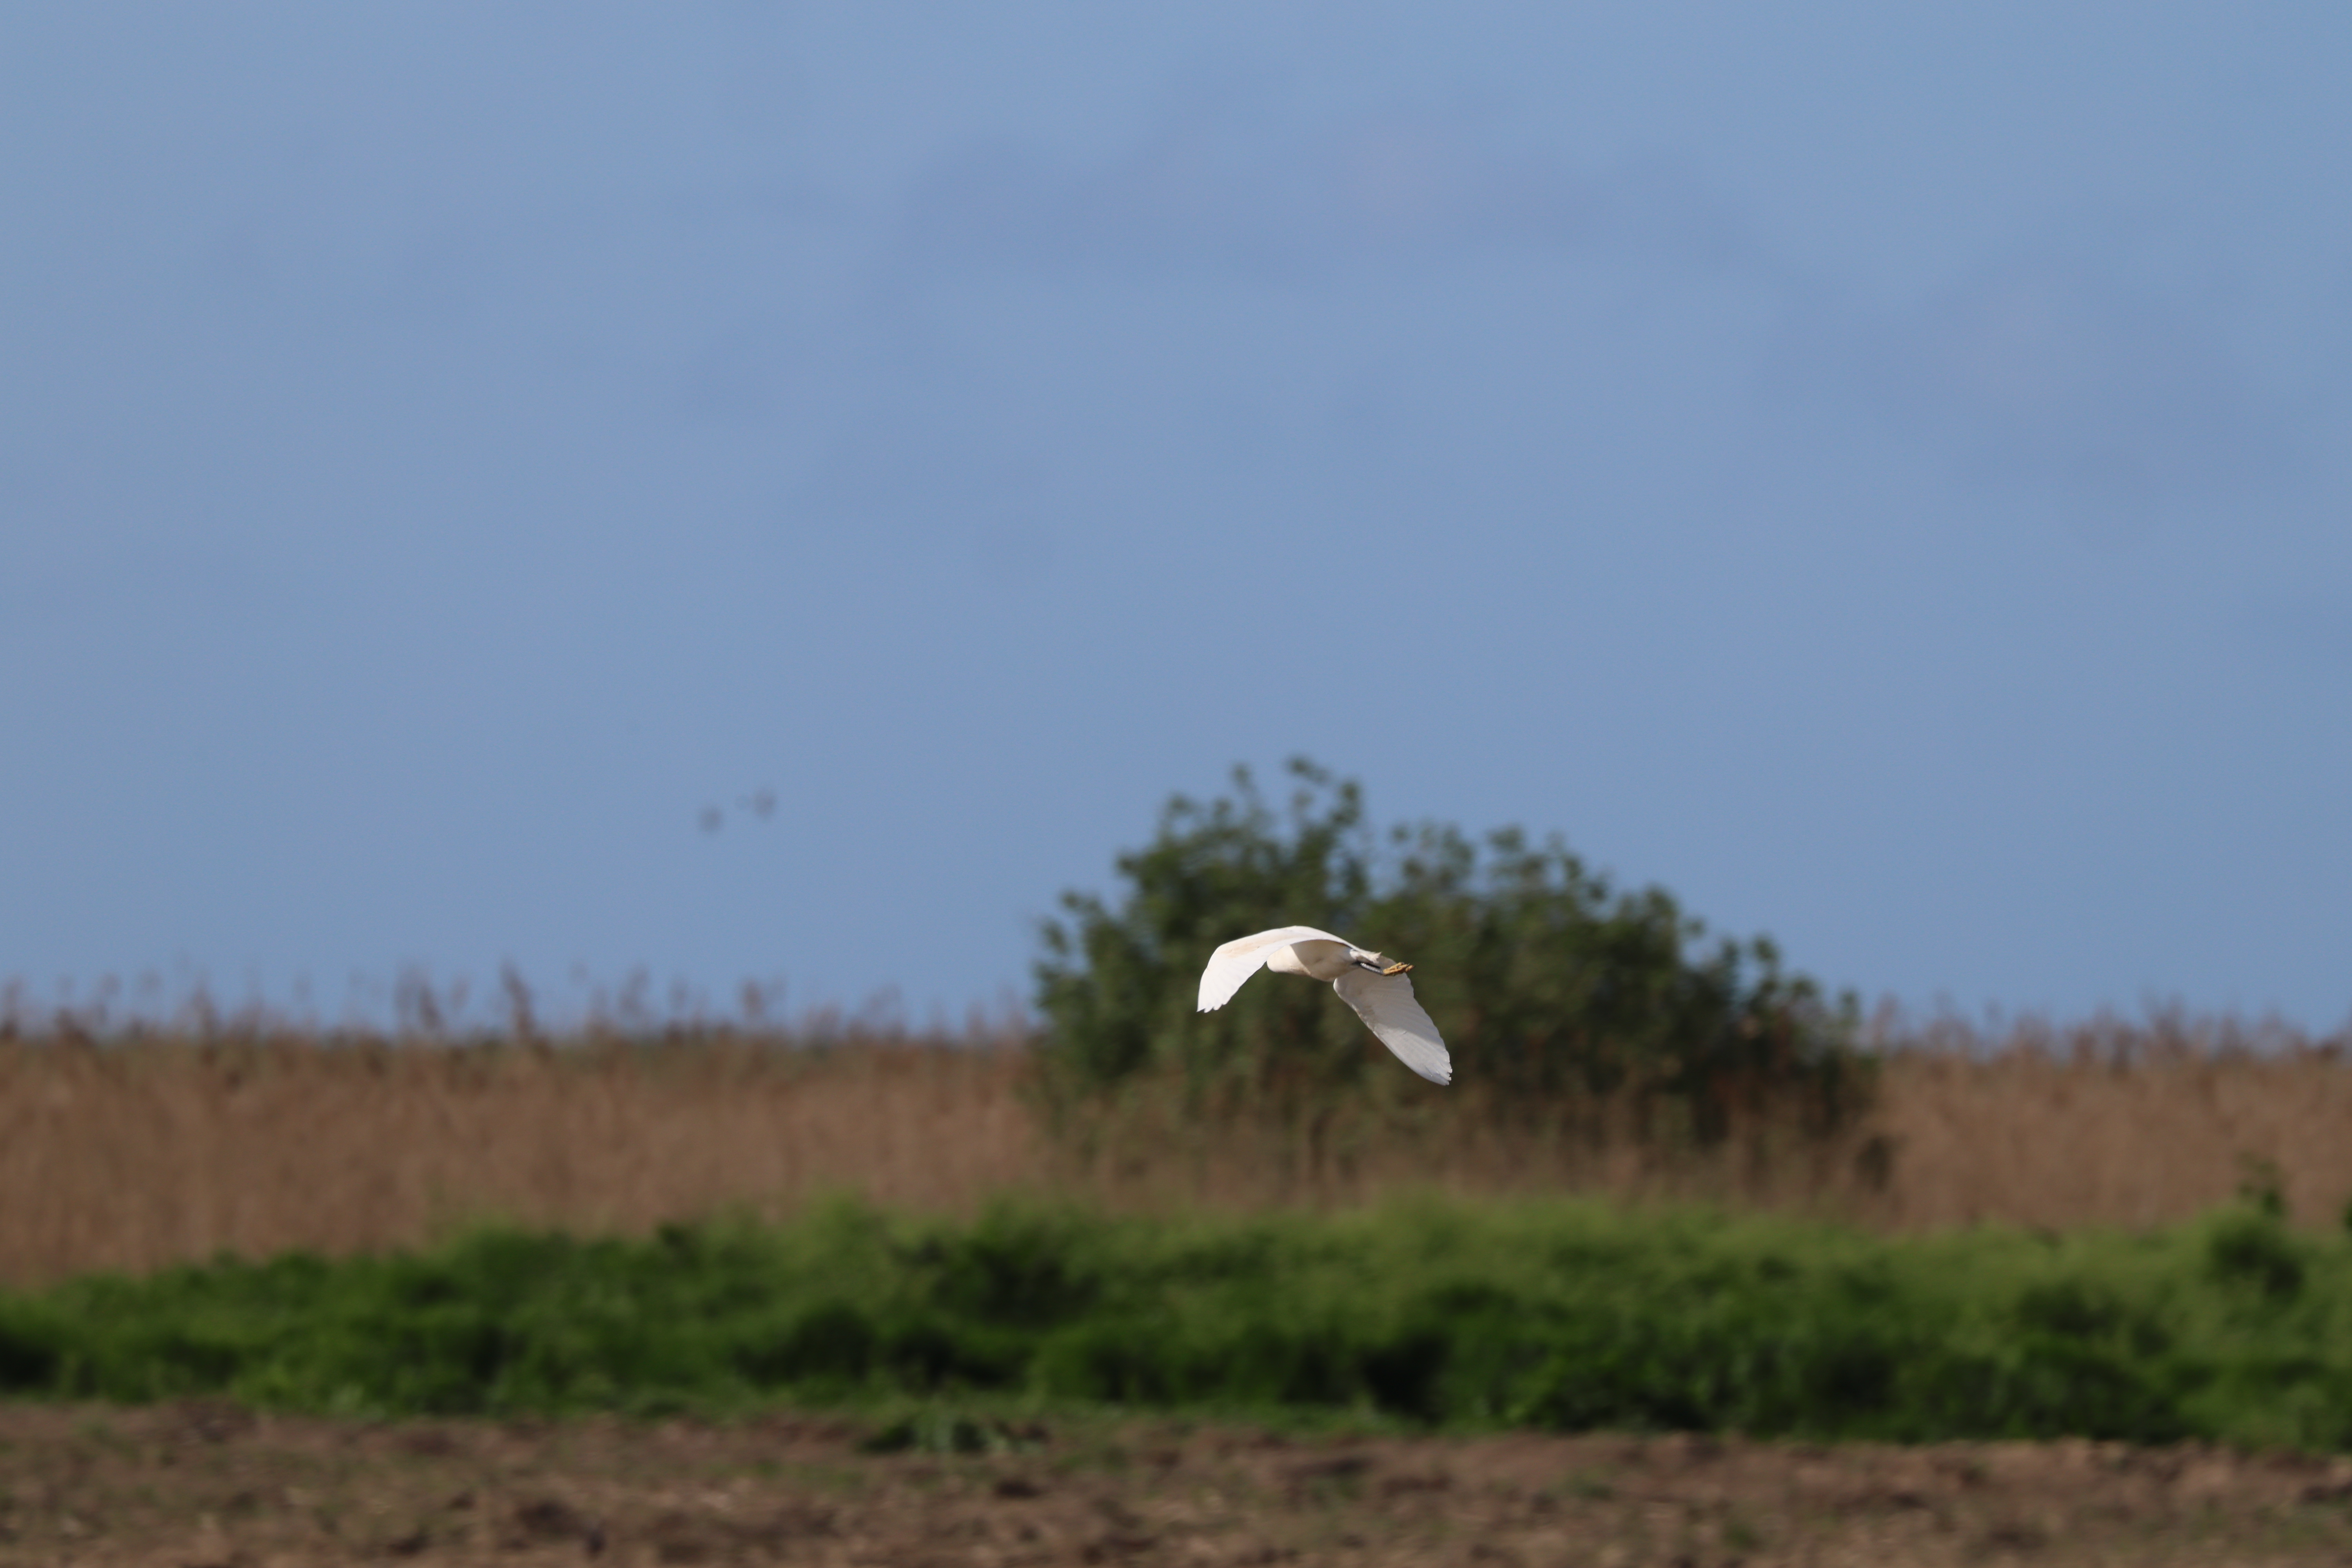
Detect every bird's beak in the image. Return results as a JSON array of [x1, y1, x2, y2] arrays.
[[1381, 962, 1412, 976]]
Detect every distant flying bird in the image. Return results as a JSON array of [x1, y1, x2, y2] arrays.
[[1195, 926, 1451, 1085]]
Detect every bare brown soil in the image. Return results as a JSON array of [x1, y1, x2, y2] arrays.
[[3, 1013, 2350, 1287], [5, 1402, 2352, 1567]]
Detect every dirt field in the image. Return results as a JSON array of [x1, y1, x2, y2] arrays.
[[5, 1403, 2352, 1567]]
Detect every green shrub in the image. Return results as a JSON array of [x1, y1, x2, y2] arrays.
[[15, 1198, 2352, 1449], [1033, 759, 1866, 1140]]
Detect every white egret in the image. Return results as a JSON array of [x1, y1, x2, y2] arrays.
[[1194, 926, 1451, 1085]]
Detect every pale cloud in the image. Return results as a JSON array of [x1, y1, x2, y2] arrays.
[[1866, 260, 2273, 500], [893, 96, 1757, 280]]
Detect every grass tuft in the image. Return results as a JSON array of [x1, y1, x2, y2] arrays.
[[11, 1196, 2352, 1449]]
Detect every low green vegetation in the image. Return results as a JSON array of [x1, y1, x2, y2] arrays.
[[1034, 760, 1866, 1141], [6, 1196, 2352, 1449]]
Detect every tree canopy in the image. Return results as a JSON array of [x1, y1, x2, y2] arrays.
[[1034, 760, 1864, 1140]]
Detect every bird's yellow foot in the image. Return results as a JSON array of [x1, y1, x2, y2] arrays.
[[1381, 962, 1412, 975]]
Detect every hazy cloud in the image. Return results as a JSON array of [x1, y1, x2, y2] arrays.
[[895, 97, 1760, 281], [1774, 254, 2287, 511], [886, 90, 2306, 526]]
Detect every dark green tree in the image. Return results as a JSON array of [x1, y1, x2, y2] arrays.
[[1034, 760, 1866, 1141]]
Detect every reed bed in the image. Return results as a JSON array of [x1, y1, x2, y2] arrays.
[[1, 1007, 2347, 1287], [0, 1028, 1033, 1287], [1857, 1010, 2352, 1232]]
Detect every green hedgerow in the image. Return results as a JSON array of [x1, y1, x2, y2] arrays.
[[1033, 759, 1866, 1140]]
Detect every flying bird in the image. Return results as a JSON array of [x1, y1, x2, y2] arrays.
[[1195, 926, 1451, 1085]]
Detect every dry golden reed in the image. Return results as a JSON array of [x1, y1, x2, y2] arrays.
[[2, 1005, 2348, 1287], [0, 1029, 1033, 1288], [1853, 1010, 2352, 1232]]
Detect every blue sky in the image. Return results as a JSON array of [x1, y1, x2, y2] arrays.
[[4, 4, 2348, 1029]]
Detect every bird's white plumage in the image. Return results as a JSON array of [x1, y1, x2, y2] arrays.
[[1332, 968, 1450, 1085], [1195, 925, 1351, 1011], [1195, 925, 1452, 1086]]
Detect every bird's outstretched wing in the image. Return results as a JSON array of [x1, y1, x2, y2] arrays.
[[1332, 968, 1452, 1085], [1196, 926, 1352, 1011]]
